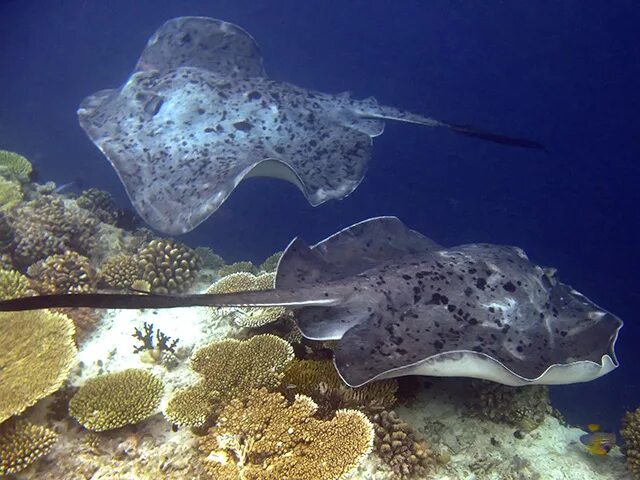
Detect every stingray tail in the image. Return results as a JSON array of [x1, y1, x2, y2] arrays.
[[360, 105, 545, 149], [0, 290, 341, 312]]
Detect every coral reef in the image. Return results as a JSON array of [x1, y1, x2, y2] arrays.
[[217, 260, 256, 276], [194, 246, 225, 270], [28, 250, 97, 294], [466, 380, 552, 432], [622, 406, 640, 479], [371, 410, 436, 479], [259, 251, 282, 272], [76, 187, 121, 225], [69, 369, 164, 431], [0, 211, 15, 252], [199, 387, 374, 480], [164, 334, 293, 427], [132, 321, 179, 363], [0, 268, 34, 300], [99, 253, 141, 289], [0, 419, 57, 475], [0, 310, 76, 423], [9, 197, 99, 265], [207, 271, 285, 327], [0, 149, 32, 183], [0, 176, 23, 211], [137, 239, 201, 294], [52, 307, 103, 345]]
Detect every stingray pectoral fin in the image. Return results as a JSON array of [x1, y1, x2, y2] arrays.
[[0, 290, 342, 312]]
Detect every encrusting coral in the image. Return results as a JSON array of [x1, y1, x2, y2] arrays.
[[0, 419, 57, 476], [207, 271, 286, 327], [199, 387, 374, 480], [164, 334, 293, 427], [137, 238, 201, 294], [0, 310, 77, 423], [371, 410, 437, 479], [0, 149, 32, 183], [28, 250, 97, 294], [0, 268, 34, 300], [69, 368, 164, 431], [99, 253, 141, 289], [621, 406, 640, 479], [0, 176, 23, 211]]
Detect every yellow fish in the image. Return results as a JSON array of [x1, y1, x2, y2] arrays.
[[580, 431, 616, 455]]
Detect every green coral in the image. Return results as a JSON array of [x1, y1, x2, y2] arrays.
[[0, 177, 23, 211], [0, 150, 32, 183], [69, 368, 164, 431]]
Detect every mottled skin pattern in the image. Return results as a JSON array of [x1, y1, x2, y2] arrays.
[[77, 17, 444, 234], [276, 217, 622, 387]]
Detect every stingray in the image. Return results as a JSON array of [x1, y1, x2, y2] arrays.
[[78, 16, 543, 234], [0, 217, 621, 388]]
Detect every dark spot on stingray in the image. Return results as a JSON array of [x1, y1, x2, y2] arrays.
[[503, 281, 516, 293], [447, 304, 456, 312], [247, 91, 261, 100], [233, 121, 253, 131], [476, 278, 487, 290], [464, 287, 473, 297]]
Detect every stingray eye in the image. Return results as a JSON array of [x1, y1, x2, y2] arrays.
[[143, 95, 164, 116]]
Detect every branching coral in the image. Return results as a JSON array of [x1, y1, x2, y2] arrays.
[[164, 335, 293, 427], [69, 369, 164, 431], [207, 272, 285, 327], [371, 410, 436, 479], [132, 321, 179, 363], [0, 310, 77, 423], [76, 187, 121, 225], [259, 251, 282, 272], [99, 254, 141, 289], [622, 406, 640, 479], [137, 239, 201, 294], [28, 250, 97, 294], [199, 387, 374, 480], [0, 268, 34, 300], [0, 419, 57, 475], [217, 260, 256, 277], [0, 177, 23, 211], [9, 197, 99, 265], [0, 150, 32, 183]]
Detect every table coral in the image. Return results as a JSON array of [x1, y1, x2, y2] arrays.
[[137, 239, 201, 294], [0, 419, 57, 475], [69, 368, 164, 431], [199, 387, 374, 480], [622, 406, 640, 479], [0, 150, 32, 183], [0, 310, 77, 423], [99, 253, 141, 289], [164, 334, 293, 427], [28, 250, 97, 294], [0, 177, 23, 211]]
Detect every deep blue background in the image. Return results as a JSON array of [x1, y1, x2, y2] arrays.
[[1, 0, 638, 431]]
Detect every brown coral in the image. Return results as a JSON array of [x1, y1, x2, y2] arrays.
[[76, 187, 121, 225], [0, 310, 77, 423], [28, 250, 97, 294], [137, 239, 201, 294], [0, 419, 57, 475], [99, 254, 141, 289], [371, 410, 436, 479], [9, 196, 99, 265], [622, 406, 640, 479], [69, 368, 164, 431], [199, 387, 374, 480], [164, 335, 293, 427]]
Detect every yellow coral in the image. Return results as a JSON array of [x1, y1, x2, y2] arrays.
[[259, 251, 282, 272], [69, 369, 164, 431], [217, 260, 256, 277], [0, 419, 57, 475], [137, 239, 201, 294], [0, 150, 32, 183], [164, 335, 293, 427], [199, 387, 374, 480], [0, 310, 77, 423], [28, 250, 97, 294], [0, 269, 33, 300], [99, 254, 141, 289], [0, 177, 22, 211]]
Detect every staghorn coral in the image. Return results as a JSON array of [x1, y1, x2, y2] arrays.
[[99, 254, 141, 289], [283, 358, 398, 416], [0, 268, 34, 300], [164, 334, 293, 427], [466, 380, 551, 432], [9, 196, 99, 265], [76, 187, 121, 225], [0, 176, 23, 211], [207, 271, 285, 327], [0, 150, 32, 183], [371, 410, 436, 479], [69, 368, 164, 431], [199, 387, 374, 480], [0, 310, 77, 423], [137, 239, 201, 294], [28, 250, 97, 294], [132, 321, 179, 364], [622, 406, 640, 479], [259, 251, 282, 272], [0, 419, 57, 475], [217, 260, 256, 277]]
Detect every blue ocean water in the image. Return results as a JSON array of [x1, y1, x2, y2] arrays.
[[0, 0, 638, 432]]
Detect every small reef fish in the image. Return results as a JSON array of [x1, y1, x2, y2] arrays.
[[579, 429, 616, 456]]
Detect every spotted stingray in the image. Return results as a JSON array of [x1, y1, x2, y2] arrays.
[[78, 16, 542, 234], [0, 217, 621, 388]]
